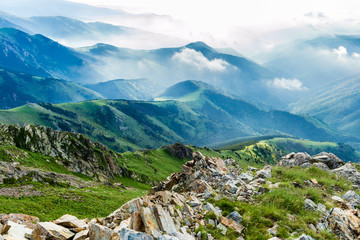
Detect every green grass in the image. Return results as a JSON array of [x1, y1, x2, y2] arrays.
[[0, 179, 150, 221], [117, 148, 189, 183], [207, 166, 355, 240]]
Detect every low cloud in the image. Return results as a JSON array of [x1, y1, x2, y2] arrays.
[[269, 78, 308, 91], [172, 48, 229, 72], [333, 46, 348, 58], [304, 11, 326, 18]]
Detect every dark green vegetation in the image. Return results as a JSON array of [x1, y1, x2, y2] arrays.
[[0, 68, 103, 109], [206, 166, 352, 240], [0, 80, 353, 153]]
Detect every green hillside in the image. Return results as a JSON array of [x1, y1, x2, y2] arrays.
[[0, 68, 103, 109], [292, 76, 360, 150], [211, 136, 359, 163], [0, 80, 354, 152]]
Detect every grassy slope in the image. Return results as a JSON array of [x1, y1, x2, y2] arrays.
[[0, 91, 349, 154], [0, 68, 103, 109], [205, 166, 352, 240], [0, 145, 190, 221]]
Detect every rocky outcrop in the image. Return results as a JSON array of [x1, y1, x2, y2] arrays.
[[0, 161, 93, 187], [161, 143, 193, 160], [0, 124, 122, 181], [279, 152, 360, 240], [278, 152, 344, 170]]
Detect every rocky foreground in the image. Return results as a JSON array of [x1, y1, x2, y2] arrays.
[[1, 151, 360, 239]]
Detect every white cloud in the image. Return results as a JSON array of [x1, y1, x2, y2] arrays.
[[172, 48, 229, 72], [269, 78, 308, 91], [333, 46, 348, 58]]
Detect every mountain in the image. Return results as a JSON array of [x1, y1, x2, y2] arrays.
[[0, 68, 103, 109], [0, 80, 351, 152], [84, 79, 157, 100], [0, 27, 101, 82], [0, 12, 176, 49], [291, 76, 360, 148], [79, 41, 285, 108]]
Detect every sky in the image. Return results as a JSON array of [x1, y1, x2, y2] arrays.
[[68, 0, 360, 30], [65, 0, 360, 56]]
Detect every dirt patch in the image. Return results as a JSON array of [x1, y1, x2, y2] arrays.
[[0, 185, 43, 198]]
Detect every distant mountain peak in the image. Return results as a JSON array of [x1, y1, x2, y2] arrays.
[[159, 80, 224, 100], [185, 41, 214, 52]]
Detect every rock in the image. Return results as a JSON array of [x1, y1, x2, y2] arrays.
[[342, 190, 360, 207], [140, 208, 162, 238], [118, 228, 154, 240], [267, 223, 278, 235], [204, 203, 221, 217], [0, 213, 39, 229], [312, 152, 344, 169], [2, 221, 33, 240], [158, 234, 180, 240], [278, 152, 344, 170], [268, 182, 280, 189], [295, 234, 315, 240], [312, 162, 330, 171], [331, 196, 345, 203], [239, 173, 253, 183], [216, 223, 227, 235], [255, 165, 271, 179], [89, 223, 119, 240], [317, 203, 327, 214], [53, 214, 87, 230], [0, 124, 123, 181], [153, 205, 177, 235], [332, 163, 360, 185], [161, 143, 193, 160], [0, 223, 11, 234], [327, 207, 360, 240], [32, 222, 75, 240], [221, 217, 244, 234], [278, 152, 311, 167], [227, 211, 242, 224], [268, 238, 281, 240], [310, 179, 318, 185], [304, 199, 317, 211], [73, 230, 89, 240]]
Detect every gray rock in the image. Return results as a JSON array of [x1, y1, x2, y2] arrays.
[[332, 163, 360, 185], [119, 228, 154, 240], [255, 165, 272, 179], [312, 152, 344, 169], [342, 190, 360, 207], [312, 162, 330, 171], [227, 211, 242, 224], [216, 223, 227, 235], [304, 199, 317, 211], [295, 234, 315, 240]]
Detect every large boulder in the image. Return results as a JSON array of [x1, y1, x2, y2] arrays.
[[161, 143, 193, 160], [312, 152, 344, 169], [278, 152, 344, 170], [332, 163, 360, 185], [32, 222, 75, 240], [89, 223, 119, 240], [53, 214, 87, 230]]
